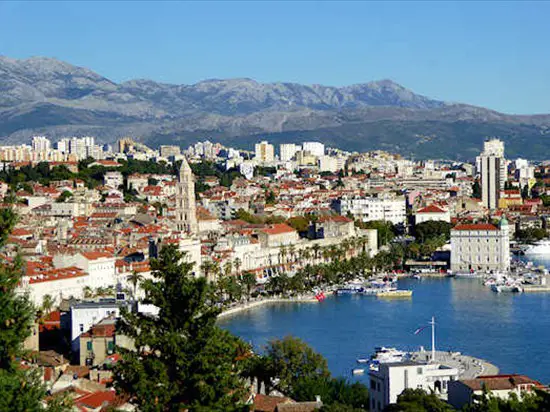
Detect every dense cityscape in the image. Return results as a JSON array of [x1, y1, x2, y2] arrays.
[[2, 131, 550, 411]]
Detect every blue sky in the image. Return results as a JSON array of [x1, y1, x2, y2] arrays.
[[1, 1, 549, 114]]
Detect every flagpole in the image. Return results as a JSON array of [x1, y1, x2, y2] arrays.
[[431, 316, 435, 362]]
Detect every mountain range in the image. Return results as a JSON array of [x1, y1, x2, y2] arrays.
[[2, 55, 550, 160]]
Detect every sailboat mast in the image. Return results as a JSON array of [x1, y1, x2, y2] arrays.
[[431, 316, 436, 362]]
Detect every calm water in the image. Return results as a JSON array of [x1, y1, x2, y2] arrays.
[[220, 262, 550, 384]]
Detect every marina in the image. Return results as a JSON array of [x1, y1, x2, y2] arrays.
[[220, 275, 550, 384]]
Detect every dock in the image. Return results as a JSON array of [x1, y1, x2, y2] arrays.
[[523, 285, 550, 293], [410, 350, 499, 379]]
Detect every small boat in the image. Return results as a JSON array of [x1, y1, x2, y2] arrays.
[[412, 274, 421, 280], [357, 358, 369, 364], [352, 368, 365, 375], [377, 290, 413, 298], [491, 283, 523, 293], [454, 271, 482, 278], [524, 240, 550, 256]]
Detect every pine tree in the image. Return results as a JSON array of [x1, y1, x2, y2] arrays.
[[0, 208, 68, 411], [114, 244, 251, 411]]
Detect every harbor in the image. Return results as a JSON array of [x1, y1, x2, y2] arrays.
[[220, 276, 550, 384]]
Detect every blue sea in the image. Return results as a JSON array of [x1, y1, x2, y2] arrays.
[[219, 259, 550, 384]]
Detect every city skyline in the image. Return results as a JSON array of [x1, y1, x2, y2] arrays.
[[2, 1, 550, 114]]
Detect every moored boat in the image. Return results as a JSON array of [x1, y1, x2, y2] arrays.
[[377, 290, 413, 298]]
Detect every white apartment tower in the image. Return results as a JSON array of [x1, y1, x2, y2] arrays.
[[280, 143, 300, 162], [302, 141, 325, 157], [32, 136, 51, 153], [175, 157, 198, 235], [255, 141, 274, 163], [479, 138, 505, 210]]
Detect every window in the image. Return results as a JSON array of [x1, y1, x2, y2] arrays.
[[108, 341, 114, 352], [79, 324, 84, 333], [417, 367, 423, 375], [86, 341, 93, 351], [371, 380, 376, 390]]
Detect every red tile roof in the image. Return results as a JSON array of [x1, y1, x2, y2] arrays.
[[417, 204, 446, 214], [453, 223, 498, 231], [260, 223, 296, 235], [80, 251, 114, 260], [75, 390, 117, 409]]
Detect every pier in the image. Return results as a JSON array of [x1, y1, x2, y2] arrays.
[[410, 350, 499, 379]]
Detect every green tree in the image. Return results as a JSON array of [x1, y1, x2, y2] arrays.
[[0, 209, 69, 411], [385, 388, 453, 412], [287, 216, 310, 233], [127, 271, 143, 298], [114, 245, 250, 411], [56, 190, 73, 203], [262, 336, 330, 395], [357, 220, 395, 246], [414, 221, 452, 243], [472, 180, 482, 199], [240, 272, 256, 301], [265, 190, 277, 205]]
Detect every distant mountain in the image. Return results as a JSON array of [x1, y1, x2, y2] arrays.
[[2, 56, 550, 159]]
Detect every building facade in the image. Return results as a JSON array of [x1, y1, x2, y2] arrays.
[[450, 218, 510, 273], [255, 141, 275, 163], [280, 143, 300, 162], [332, 195, 407, 226], [369, 361, 459, 411]]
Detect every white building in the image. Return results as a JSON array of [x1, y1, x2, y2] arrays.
[[448, 374, 543, 410], [302, 141, 325, 157], [70, 299, 128, 352], [19, 267, 89, 306], [332, 195, 407, 226], [280, 143, 300, 162], [104, 171, 124, 188], [319, 156, 346, 173], [254, 141, 275, 163], [415, 205, 451, 224], [450, 217, 510, 273], [53, 252, 117, 288], [32, 136, 51, 153], [369, 361, 459, 411]]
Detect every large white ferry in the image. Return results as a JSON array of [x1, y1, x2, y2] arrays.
[[524, 240, 550, 256]]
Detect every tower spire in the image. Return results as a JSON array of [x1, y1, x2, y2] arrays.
[[175, 157, 198, 235]]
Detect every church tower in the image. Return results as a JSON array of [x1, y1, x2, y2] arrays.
[[175, 157, 198, 235]]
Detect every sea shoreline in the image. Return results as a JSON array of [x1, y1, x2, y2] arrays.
[[218, 295, 319, 319]]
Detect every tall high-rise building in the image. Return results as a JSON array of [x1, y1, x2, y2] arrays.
[[31, 136, 51, 153], [280, 143, 300, 161], [254, 141, 274, 163], [479, 139, 505, 210], [175, 157, 198, 235], [302, 141, 325, 157]]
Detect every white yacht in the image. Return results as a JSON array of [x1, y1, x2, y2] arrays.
[[368, 347, 408, 370], [524, 240, 550, 256]]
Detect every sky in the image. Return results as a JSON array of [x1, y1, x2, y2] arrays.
[[1, 1, 549, 114]]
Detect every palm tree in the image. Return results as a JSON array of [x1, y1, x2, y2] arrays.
[[83, 286, 93, 299], [288, 245, 296, 264], [41, 294, 54, 315], [234, 257, 242, 277], [312, 244, 321, 263], [279, 246, 288, 266], [223, 261, 233, 277], [127, 270, 144, 298]]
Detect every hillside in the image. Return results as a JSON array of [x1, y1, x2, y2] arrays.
[[2, 56, 550, 159]]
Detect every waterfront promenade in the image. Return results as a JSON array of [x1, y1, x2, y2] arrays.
[[218, 295, 318, 319]]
